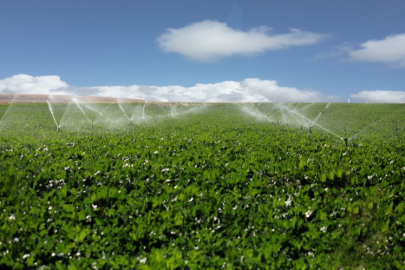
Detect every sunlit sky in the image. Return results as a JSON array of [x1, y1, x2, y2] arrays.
[[1, 0, 404, 102]]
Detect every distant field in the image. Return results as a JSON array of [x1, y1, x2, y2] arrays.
[[1, 102, 405, 268]]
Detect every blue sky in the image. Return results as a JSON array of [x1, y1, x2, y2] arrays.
[[1, 0, 404, 102]]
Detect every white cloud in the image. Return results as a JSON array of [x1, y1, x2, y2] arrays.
[[351, 90, 405, 103], [349, 33, 405, 67], [0, 74, 339, 103], [79, 79, 334, 103], [314, 42, 354, 59], [0, 74, 68, 95], [157, 20, 325, 62]]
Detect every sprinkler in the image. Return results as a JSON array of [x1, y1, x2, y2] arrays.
[[92, 122, 94, 130], [344, 138, 348, 147]]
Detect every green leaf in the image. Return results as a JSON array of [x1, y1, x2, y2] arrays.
[[63, 204, 75, 213], [174, 212, 183, 226]]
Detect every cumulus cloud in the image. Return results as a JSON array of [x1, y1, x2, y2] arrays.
[[349, 33, 405, 67], [0, 74, 68, 95], [351, 90, 405, 103], [157, 20, 325, 62], [0, 74, 339, 103]]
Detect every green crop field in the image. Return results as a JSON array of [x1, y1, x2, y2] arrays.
[[1, 102, 405, 269]]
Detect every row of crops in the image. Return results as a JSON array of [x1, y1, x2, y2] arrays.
[[1, 102, 405, 268]]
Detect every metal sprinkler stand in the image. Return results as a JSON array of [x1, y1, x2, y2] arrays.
[[344, 138, 348, 147]]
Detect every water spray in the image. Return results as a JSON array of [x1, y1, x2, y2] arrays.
[[85, 105, 114, 123], [73, 98, 92, 125], [46, 100, 60, 131], [118, 103, 131, 121], [311, 112, 322, 128], [0, 96, 16, 128], [276, 103, 343, 140]]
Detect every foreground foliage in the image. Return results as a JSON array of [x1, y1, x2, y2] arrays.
[[1, 103, 405, 269]]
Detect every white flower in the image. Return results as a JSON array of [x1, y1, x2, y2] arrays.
[[22, 254, 30, 259], [161, 168, 169, 172], [9, 214, 16, 221], [320, 226, 327, 233], [305, 210, 313, 218], [92, 204, 98, 210], [285, 197, 292, 207], [94, 171, 101, 176], [139, 257, 147, 264], [154, 151, 158, 154], [188, 198, 194, 202]]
